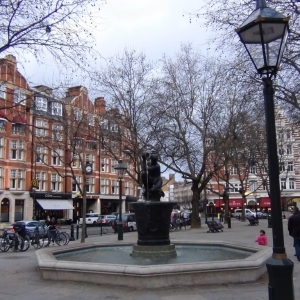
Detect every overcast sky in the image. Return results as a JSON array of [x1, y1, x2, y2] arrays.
[[18, 0, 213, 88]]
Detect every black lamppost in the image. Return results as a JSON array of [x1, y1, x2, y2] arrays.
[[114, 159, 127, 241], [236, 1, 294, 299]]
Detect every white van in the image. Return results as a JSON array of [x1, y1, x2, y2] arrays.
[[79, 213, 100, 226], [233, 209, 256, 218]]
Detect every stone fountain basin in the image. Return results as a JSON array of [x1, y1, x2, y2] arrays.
[[36, 240, 272, 289]]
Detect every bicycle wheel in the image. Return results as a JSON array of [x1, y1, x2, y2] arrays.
[[0, 237, 10, 252], [19, 235, 30, 252], [55, 233, 67, 246], [10, 235, 24, 251], [61, 232, 70, 245]]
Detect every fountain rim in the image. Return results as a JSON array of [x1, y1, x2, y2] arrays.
[[36, 240, 272, 275]]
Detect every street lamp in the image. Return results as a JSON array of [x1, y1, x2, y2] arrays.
[[114, 159, 127, 241], [236, 1, 293, 299]]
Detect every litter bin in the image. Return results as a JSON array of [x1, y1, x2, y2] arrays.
[[268, 214, 272, 228]]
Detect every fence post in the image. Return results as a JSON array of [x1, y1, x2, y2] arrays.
[[70, 224, 75, 241], [76, 225, 79, 240]]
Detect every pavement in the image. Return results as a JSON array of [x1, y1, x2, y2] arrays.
[[1, 218, 299, 300]]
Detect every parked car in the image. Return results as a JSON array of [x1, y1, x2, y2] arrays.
[[97, 215, 116, 226], [6, 220, 48, 238], [233, 209, 256, 218], [79, 213, 101, 226], [256, 212, 268, 219], [111, 213, 136, 233]]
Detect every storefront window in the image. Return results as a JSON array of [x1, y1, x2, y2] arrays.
[[15, 200, 24, 221], [1, 198, 9, 222]]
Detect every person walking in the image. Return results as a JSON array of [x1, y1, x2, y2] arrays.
[[288, 206, 300, 261], [255, 229, 268, 246]]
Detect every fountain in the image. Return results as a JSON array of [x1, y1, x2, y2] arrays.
[[36, 151, 272, 288]]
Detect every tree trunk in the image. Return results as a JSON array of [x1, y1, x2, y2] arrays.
[[241, 194, 246, 222], [223, 194, 229, 224], [191, 181, 200, 228], [81, 177, 87, 243]]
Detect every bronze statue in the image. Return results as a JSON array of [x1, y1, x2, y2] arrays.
[[141, 151, 165, 201]]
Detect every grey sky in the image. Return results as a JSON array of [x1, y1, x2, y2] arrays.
[[17, 0, 212, 89]]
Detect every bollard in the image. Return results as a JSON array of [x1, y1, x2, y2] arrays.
[[70, 224, 75, 241], [100, 220, 102, 236], [268, 215, 272, 228], [35, 226, 39, 245], [227, 215, 231, 229], [85, 225, 88, 238], [76, 225, 79, 240]]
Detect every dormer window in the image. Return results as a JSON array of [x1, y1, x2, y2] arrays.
[[35, 97, 48, 111], [51, 102, 62, 116]]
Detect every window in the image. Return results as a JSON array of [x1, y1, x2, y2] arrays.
[[11, 140, 23, 160], [101, 138, 108, 151], [10, 169, 24, 189], [279, 162, 285, 172], [51, 102, 62, 116], [298, 144, 300, 154], [112, 160, 118, 174], [86, 177, 94, 193], [111, 141, 119, 152], [35, 97, 48, 111], [110, 123, 118, 132], [124, 181, 130, 195], [36, 120, 48, 137], [52, 124, 63, 141], [74, 109, 82, 121], [281, 178, 286, 189], [86, 141, 97, 150], [287, 162, 294, 172], [73, 137, 83, 147], [85, 154, 94, 165], [278, 147, 284, 155], [35, 146, 47, 163], [0, 119, 5, 131], [51, 174, 62, 191], [230, 167, 237, 175], [0, 83, 6, 99], [87, 114, 94, 126], [111, 180, 119, 194], [101, 158, 109, 172], [229, 183, 242, 193], [12, 123, 25, 134], [289, 178, 295, 190], [14, 89, 26, 104], [100, 179, 109, 194], [52, 149, 62, 166], [249, 166, 256, 174], [100, 118, 108, 130], [35, 172, 46, 191], [72, 153, 80, 168], [72, 177, 82, 192], [0, 137, 3, 158], [286, 130, 291, 139], [286, 145, 292, 155], [0, 167, 3, 189], [263, 180, 268, 190], [249, 181, 257, 192], [278, 131, 284, 140]]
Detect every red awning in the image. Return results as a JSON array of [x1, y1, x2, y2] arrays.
[[0, 110, 7, 121], [12, 115, 27, 124], [214, 199, 224, 207], [229, 199, 243, 207], [260, 197, 271, 207]]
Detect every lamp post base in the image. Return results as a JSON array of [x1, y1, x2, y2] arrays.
[[266, 257, 294, 300], [118, 222, 123, 241]]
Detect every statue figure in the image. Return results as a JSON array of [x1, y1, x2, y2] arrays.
[[141, 151, 165, 201]]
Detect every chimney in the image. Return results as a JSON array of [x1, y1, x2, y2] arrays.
[[95, 97, 106, 114]]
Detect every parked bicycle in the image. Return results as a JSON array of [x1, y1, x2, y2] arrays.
[[170, 218, 181, 232], [29, 225, 46, 249], [0, 228, 29, 252], [44, 227, 69, 247]]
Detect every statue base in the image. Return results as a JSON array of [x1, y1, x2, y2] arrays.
[[131, 244, 177, 259], [132, 201, 176, 246]]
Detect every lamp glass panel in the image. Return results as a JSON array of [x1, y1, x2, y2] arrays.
[[244, 43, 265, 69]]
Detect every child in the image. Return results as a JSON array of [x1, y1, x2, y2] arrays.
[[255, 230, 268, 246]]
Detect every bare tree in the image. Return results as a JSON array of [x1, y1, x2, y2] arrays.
[[96, 49, 156, 189], [0, 0, 105, 69]]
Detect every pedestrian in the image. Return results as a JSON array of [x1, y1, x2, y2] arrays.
[[45, 215, 50, 226], [288, 206, 300, 261], [255, 229, 268, 246]]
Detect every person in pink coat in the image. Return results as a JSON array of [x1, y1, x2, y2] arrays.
[[255, 230, 268, 246]]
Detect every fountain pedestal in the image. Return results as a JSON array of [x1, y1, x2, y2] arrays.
[[131, 201, 176, 259]]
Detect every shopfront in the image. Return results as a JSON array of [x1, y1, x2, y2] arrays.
[[30, 192, 73, 221]]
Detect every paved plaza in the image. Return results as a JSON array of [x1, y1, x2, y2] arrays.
[[1, 218, 299, 300]]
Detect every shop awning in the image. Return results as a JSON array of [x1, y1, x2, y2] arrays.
[[37, 200, 74, 210], [260, 197, 271, 207]]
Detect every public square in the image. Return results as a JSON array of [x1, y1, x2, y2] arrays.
[[1, 217, 299, 300]]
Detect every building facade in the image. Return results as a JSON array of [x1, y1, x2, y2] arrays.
[[0, 55, 137, 225]]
